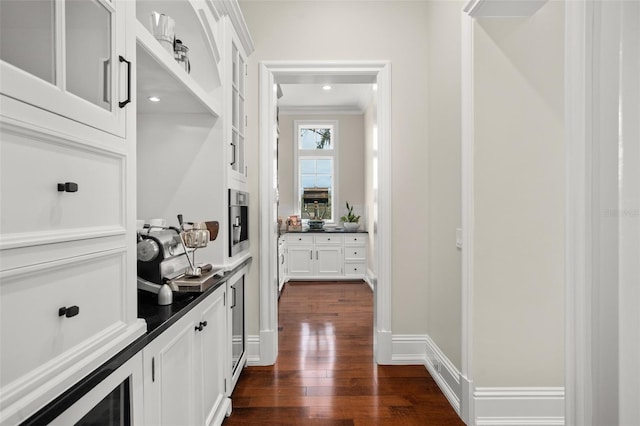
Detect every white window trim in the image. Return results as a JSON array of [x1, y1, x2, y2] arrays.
[[293, 120, 339, 223]]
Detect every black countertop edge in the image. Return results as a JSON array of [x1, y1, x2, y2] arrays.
[[21, 257, 252, 426], [280, 229, 369, 234]]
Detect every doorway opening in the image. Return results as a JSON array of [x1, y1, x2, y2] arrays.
[[257, 61, 392, 365]]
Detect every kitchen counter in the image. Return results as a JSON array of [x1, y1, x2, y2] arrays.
[[281, 228, 368, 234], [22, 257, 252, 425]]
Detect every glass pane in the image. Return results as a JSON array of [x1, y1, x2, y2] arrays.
[[301, 175, 316, 189], [232, 44, 238, 86], [316, 159, 332, 174], [300, 127, 332, 150], [238, 54, 245, 94], [232, 88, 238, 129], [300, 159, 316, 174], [316, 175, 332, 188], [77, 379, 130, 425], [66, 0, 112, 110], [0, 0, 55, 84]]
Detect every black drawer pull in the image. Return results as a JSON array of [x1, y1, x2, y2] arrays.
[[195, 321, 208, 332], [57, 182, 78, 193], [58, 305, 79, 318], [119, 55, 131, 108]]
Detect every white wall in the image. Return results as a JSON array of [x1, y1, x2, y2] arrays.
[[425, 0, 463, 370], [137, 113, 227, 267], [240, 0, 435, 338], [277, 113, 366, 223], [364, 100, 377, 274], [472, 1, 565, 387]]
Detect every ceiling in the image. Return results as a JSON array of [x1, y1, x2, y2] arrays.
[[277, 83, 374, 115]]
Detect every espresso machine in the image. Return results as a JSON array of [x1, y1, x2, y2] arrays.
[[137, 215, 220, 305], [302, 187, 329, 230]]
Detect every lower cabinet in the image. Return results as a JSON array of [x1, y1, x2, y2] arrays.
[[285, 233, 367, 280], [142, 285, 230, 426]]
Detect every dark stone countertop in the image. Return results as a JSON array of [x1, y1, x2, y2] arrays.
[[281, 228, 368, 234]]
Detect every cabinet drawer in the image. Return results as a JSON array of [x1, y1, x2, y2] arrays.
[[0, 126, 125, 244], [315, 235, 343, 244], [0, 250, 126, 388], [286, 234, 314, 245], [344, 246, 366, 261], [344, 262, 366, 277], [344, 234, 367, 245]]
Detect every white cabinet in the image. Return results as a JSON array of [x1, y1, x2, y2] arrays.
[[285, 233, 367, 280], [287, 235, 343, 278], [278, 237, 287, 292], [225, 19, 248, 184], [343, 234, 368, 278], [316, 245, 343, 276], [143, 285, 230, 426], [198, 287, 229, 426], [287, 244, 315, 277], [0, 0, 131, 137], [0, 2, 143, 424]]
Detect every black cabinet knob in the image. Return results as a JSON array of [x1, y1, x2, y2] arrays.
[[200, 321, 208, 328], [195, 324, 204, 332], [57, 182, 78, 193], [59, 305, 80, 318]]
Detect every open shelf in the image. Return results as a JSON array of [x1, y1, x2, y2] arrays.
[[136, 20, 221, 116]]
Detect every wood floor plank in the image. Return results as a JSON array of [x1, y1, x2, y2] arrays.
[[223, 281, 464, 425]]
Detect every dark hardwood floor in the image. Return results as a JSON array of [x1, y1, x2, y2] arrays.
[[224, 281, 465, 425]]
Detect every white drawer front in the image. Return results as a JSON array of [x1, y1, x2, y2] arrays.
[[0, 250, 126, 388], [344, 246, 366, 261], [344, 262, 366, 277], [286, 234, 314, 245], [0, 126, 125, 244], [344, 234, 367, 245], [314, 235, 343, 244]]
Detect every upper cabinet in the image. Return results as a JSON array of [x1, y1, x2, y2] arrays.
[[0, 0, 131, 138], [228, 27, 247, 183]]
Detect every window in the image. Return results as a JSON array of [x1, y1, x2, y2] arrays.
[[295, 121, 338, 222]]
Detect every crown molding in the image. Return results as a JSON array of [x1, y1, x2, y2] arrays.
[[464, 0, 547, 18], [210, 0, 255, 55], [278, 105, 365, 116]]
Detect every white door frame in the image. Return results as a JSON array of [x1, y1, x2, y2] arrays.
[[258, 61, 393, 365], [565, 1, 640, 424]]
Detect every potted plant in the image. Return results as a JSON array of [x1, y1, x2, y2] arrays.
[[340, 202, 360, 231]]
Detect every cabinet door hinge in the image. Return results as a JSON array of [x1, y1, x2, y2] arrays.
[[224, 378, 227, 393], [245, 64, 248, 76], [224, 293, 226, 306], [152, 357, 155, 382]]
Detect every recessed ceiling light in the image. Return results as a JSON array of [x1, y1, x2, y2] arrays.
[[322, 85, 332, 91], [148, 96, 161, 102]]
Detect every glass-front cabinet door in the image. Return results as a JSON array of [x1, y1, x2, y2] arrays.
[[229, 35, 247, 181], [0, 0, 129, 137]]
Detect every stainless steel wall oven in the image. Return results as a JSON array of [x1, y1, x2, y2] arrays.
[[229, 189, 249, 256]]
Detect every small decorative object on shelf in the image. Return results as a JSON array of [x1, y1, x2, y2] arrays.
[[150, 12, 175, 55], [174, 39, 191, 74], [341, 202, 360, 231], [288, 215, 302, 231]]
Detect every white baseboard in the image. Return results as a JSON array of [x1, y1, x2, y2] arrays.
[[246, 335, 261, 365], [390, 334, 462, 415], [474, 387, 565, 426], [364, 269, 376, 291], [424, 335, 462, 415]]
